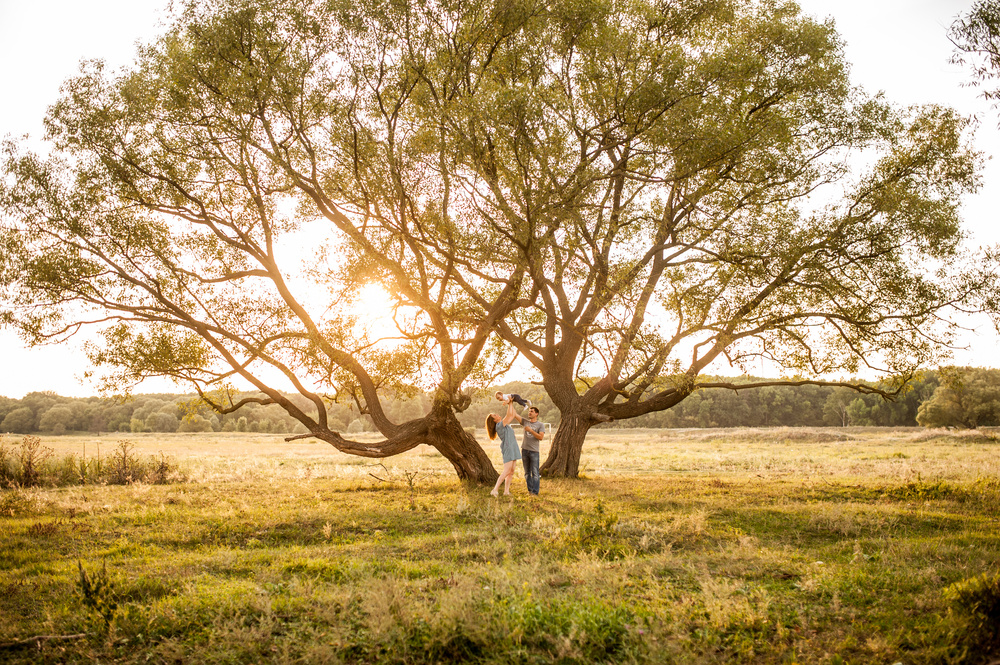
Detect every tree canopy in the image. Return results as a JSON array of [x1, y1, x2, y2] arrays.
[[951, 0, 1000, 110], [916, 366, 1000, 429], [2, 0, 996, 481], [401, 0, 995, 474]]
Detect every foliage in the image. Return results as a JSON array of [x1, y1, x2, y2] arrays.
[[471, 0, 995, 476], [0, 390, 345, 435], [951, 0, 1000, 108], [0, 0, 533, 482], [0, 407, 35, 434], [38, 406, 74, 434], [107, 440, 140, 485], [916, 366, 1000, 428], [76, 560, 118, 629], [944, 572, 1000, 652]]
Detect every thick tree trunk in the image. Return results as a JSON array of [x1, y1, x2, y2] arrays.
[[425, 404, 499, 484], [539, 410, 593, 478]]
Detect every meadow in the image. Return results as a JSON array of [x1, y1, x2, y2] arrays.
[[1, 427, 999, 664]]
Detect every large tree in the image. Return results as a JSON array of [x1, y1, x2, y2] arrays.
[[2, 0, 994, 482], [397, 0, 995, 475]]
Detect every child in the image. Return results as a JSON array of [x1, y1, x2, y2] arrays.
[[494, 391, 531, 412]]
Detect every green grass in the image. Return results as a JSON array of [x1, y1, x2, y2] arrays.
[[1, 427, 999, 664]]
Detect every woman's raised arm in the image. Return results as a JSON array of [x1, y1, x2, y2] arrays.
[[502, 401, 516, 426]]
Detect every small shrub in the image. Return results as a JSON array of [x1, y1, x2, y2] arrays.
[[53, 453, 82, 486], [108, 440, 139, 485], [146, 452, 174, 484], [405, 470, 419, 510], [944, 572, 1000, 650], [77, 560, 119, 629], [17, 435, 54, 486]]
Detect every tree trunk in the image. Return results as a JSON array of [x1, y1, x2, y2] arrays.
[[540, 410, 593, 478], [425, 404, 499, 484]]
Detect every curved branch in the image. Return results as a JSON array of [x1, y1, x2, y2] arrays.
[[696, 377, 912, 400]]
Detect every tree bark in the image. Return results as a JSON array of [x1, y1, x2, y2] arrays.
[[424, 403, 499, 484], [540, 410, 593, 478]]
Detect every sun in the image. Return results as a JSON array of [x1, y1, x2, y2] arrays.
[[349, 283, 401, 340]]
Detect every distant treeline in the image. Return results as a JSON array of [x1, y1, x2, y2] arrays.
[[0, 390, 431, 436], [2, 367, 999, 435]]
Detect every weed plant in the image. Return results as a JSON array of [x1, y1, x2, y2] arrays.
[[76, 560, 119, 630], [0, 436, 181, 489], [0, 427, 998, 663], [944, 572, 1000, 656]]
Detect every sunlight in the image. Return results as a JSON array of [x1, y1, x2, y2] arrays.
[[348, 282, 401, 341]]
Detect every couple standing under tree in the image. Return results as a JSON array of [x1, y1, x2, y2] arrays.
[[485, 393, 545, 497]]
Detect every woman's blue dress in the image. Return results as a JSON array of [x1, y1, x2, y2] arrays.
[[495, 421, 522, 463]]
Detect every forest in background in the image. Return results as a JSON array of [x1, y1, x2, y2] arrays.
[[2, 367, 999, 436]]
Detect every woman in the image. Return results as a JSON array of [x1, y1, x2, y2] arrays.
[[485, 400, 521, 496]]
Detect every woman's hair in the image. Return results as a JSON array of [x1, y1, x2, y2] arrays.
[[485, 414, 498, 440]]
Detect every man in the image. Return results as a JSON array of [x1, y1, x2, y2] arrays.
[[513, 406, 545, 495]]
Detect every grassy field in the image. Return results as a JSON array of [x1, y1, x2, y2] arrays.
[[1, 427, 999, 664]]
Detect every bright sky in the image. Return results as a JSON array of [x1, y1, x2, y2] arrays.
[[0, 0, 998, 398]]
